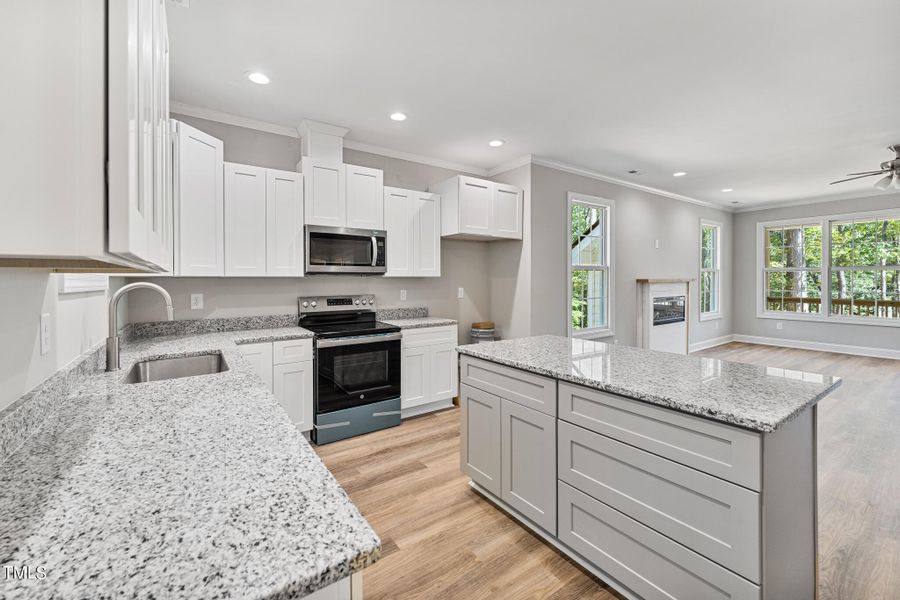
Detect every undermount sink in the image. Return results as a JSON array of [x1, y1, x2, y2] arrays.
[[123, 353, 229, 384]]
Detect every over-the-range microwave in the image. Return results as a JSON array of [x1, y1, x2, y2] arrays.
[[305, 225, 387, 275]]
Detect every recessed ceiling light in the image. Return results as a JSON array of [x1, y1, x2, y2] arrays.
[[721, 188, 734, 193], [673, 172, 687, 177], [247, 72, 270, 85], [730, 201, 741, 204], [489, 139, 505, 147], [390, 112, 407, 121]]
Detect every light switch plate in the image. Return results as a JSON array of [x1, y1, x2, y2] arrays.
[[40, 313, 51, 355], [190, 294, 204, 310], [400, 289, 407, 301], [457, 287, 465, 299]]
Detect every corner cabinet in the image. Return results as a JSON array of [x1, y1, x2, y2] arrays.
[[428, 176, 522, 241], [302, 159, 384, 230], [384, 187, 441, 277]]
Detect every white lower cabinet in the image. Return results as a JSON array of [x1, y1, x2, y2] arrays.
[[239, 339, 313, 433], [400, 326, 458, 415]]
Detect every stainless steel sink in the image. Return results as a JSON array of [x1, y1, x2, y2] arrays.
[[123, 353, 229, 384]]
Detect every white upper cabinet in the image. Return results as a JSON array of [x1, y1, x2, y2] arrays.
[[384, 187, 441, 277], [224, 163, 267, 276], [174, 121, 224, 276], [301, 157, 345, 227], [429, 175, 522, 240], [266, 170, 304, 277], [345, 165, 385, 230]]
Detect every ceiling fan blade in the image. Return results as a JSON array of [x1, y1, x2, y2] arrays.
[[845, 170, 887, 176], [830, 173, 882, 185]]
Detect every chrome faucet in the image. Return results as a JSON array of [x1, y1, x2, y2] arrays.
[[106, 282, 174, 371]]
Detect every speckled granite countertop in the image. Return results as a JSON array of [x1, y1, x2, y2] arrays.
[[381, 317, 458, 329], [457, 335, 842, 432], [0, 327, 379, 599]]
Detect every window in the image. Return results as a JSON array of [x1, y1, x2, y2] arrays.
[[830, 217, 900, 318], [568, 193, 613, 337], [700, 220, 721, 318], [763, 223, 823, 314], [757, 210, 900, 325]]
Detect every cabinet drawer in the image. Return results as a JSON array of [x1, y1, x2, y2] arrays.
[[559, 421, 760, 582], [402, 325, 457, 348], [559, 382, 761, 491], [273, 338, 313, 365], [558, 482, 760, 600], [460, 356, 556, 416]]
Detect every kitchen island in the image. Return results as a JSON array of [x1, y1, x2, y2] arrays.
[[457, 335, 842, 600]]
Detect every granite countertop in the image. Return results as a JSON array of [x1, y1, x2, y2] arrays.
[[457, 335, 842, 432], [381, 316, 458, 329], [0, 327, 379, 599]]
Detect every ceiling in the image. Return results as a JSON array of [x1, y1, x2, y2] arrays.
[[167, 0, 900, 208]]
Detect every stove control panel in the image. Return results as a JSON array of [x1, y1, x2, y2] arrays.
[[298, 295, 376, 313]]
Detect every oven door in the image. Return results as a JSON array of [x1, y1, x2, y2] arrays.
[[305, 225, 386, 274], [315, 332, 401, 414]]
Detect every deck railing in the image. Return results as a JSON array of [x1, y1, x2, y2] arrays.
[[766, 296, 900, 318]]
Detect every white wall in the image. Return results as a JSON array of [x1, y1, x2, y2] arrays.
[[733, 192, 900, 351], [529, 164, 734, 347], [0, 271, 111, 411]]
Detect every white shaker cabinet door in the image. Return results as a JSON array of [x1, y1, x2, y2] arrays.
[[413, 191, 441, 277], [459, 384, 502, 497], [174, 121, 224, 276], [273, 361, 314, 432], [401, 345, 429, 409], [493, 183, 523, 239], [238, 342, 273, 393], [384, 187, 413, 277], [430, 343, 457, 401], [266, 169, 304, 276], [457, 176, 493, 237], [345, 164, 384, 230], [224, 163, 267, 276], [302, 158, 344, 227]]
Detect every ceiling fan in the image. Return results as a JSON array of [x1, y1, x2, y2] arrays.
[[830, 144, 900, 190]]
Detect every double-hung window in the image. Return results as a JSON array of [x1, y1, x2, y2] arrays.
[[757, 209, 899, 324], [568, 193, 613, 337], [700, 220, 721, 318]]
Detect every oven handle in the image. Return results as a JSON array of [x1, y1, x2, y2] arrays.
[[371, 236, 378, 267], [317, 332, 402, 348]]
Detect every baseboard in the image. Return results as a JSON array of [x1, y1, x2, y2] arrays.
[[732, 334, 900, 360], [688, 334, 735, 353]]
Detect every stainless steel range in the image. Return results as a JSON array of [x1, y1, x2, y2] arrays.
[[299, 295, 401, 445]]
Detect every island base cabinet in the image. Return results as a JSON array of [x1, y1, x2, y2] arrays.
[[459, 384, 501, 497], [501, 399, 556, 534], [558, 482, 760, 600]]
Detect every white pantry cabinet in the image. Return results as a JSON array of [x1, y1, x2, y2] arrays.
[[400, 325, 458, 417], [384, 187, 441, 277], [302, 159, 384, 230], [174, 121, 224, 276], [224, 163, 267, 276], [1, 0, 172, 270], [239, 339, 313, 433], [429, 176, 522, 240]]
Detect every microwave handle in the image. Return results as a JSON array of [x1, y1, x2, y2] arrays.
[[371, 236, 378, 267]]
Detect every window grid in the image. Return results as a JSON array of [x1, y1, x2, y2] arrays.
[[700, 222, 720, 315], [830, 218, 900, 318], [763, 224, 824, 315], [569, 199, 611, 334]]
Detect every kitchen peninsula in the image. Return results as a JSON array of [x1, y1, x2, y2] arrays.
[[457, 335, 842, 600]]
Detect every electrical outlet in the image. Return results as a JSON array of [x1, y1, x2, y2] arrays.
[[40, 313, 51, 356], [400, 289, 407, 301], [190, 294, 204, 310], [457, 287, 465, 299], [776, 321, 783, 330]]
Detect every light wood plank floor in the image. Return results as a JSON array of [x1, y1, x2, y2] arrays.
[[315, 343, 900, 600]]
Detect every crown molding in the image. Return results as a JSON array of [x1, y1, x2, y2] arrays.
[[732, 187, 899, 213], [341, 140, 488, 176], [487, 154, 534, 177], [298, 119, 349, 138], [170, 102, 299, 137]]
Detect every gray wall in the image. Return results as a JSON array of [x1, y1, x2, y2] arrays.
[[173, 114, 302, 171], [733, 192, 900, 351], [529, 164, 734, 347]]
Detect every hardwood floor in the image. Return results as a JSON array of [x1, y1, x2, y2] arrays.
[[315, 343, 900, 600]]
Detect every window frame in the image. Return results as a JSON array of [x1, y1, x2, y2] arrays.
[[755, 208, 900, 327], [567, 192, 615, 339], [699, 219, 722, 321]]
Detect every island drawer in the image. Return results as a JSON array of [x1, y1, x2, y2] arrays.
[[558, 481, 760, 600], [460, 356, 556, 416], [559, 420, 761, 583], [273, 338, 313, 364], [558, 382, 761, 491]]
